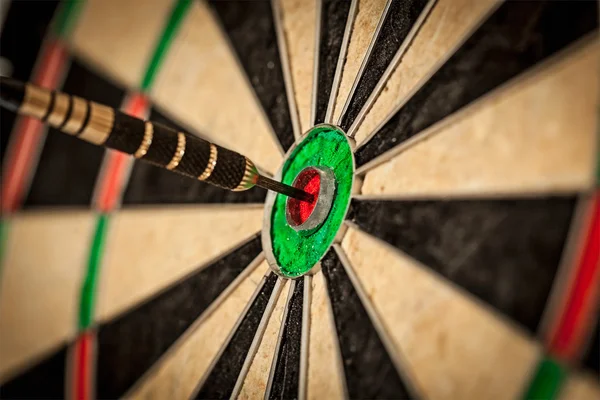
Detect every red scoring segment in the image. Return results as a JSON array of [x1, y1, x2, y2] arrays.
[[287, 168, 321, 226]]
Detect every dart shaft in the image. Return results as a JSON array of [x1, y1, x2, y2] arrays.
[[0, 77, 312, 201], [256, 175, 314, 203]]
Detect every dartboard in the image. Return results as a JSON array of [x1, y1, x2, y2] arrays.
[[1, 0, 599, 399]]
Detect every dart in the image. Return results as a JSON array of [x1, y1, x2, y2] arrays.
[[0, 76, 314, 203], [2, 0, 599, 398]]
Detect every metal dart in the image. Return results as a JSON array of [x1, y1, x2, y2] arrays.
[[0, 76, 314, 203]]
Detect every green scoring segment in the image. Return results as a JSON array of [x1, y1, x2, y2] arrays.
[[265, 124, 354, 278]]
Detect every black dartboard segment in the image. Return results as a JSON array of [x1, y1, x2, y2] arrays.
[[0, 0, 59, 163], [268, 278, 304, 400], [355, 0, 599, 168], [339, 0, 429, 131], [94, 235, 262, 399], [195, 273, 278, 399], [321, 249, 413, 399], [24, 60, 124, 207], [0, 345, 66, 399], [348, 197, 577, 334], [122, 109, 267, 205], [583, 318, 600, 375], [208, 0, 295, 151], [314, 0, 354, 125]]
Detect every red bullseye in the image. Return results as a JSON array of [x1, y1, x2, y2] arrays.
[[287, 169, 321, 226], [285, 166, 336, 233]]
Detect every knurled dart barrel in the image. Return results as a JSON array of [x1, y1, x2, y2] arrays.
[[4, 78, 259, 192]]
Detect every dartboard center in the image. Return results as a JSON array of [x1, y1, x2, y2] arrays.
[[285, 166, 335, 231], [263, 124, 354, 278]]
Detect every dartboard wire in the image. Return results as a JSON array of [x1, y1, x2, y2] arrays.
[[231, 277, 286, 398], [298, 274, 312, 400], [355, 2, 598, 172], [206, 3, 286, 157], [353, 32, 599, 176], [334, 0, 393, 127], [272, 0, 302, 141], [123, 250, 266, 398], [331, 243, 425, 399], [338, 0, 431, 135], [310, 0, 356, 127], [350, 0, 501, 154], [95, 228, 263, 331], [265, 278, 298, 397], [343, 0, 437, 137], [351, 63, 450, 172], [342, 219, 540, 342], [344, 208, 598, 396], [353, 40, 597, 202], [190, 273, 283, 397], [323, 0, 358, 125], [85, 181, 267, 350], [332, 227, 580, 399], [317, 263, 351, 400], [190, 271, 268, 397]]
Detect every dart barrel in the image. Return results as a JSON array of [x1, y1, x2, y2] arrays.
[[0, 77, 259, 191]]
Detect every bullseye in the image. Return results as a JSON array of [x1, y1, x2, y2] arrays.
[[264, 124, 354, 278], [286, 169, 320, 225], [285, 166, 336, 233]]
